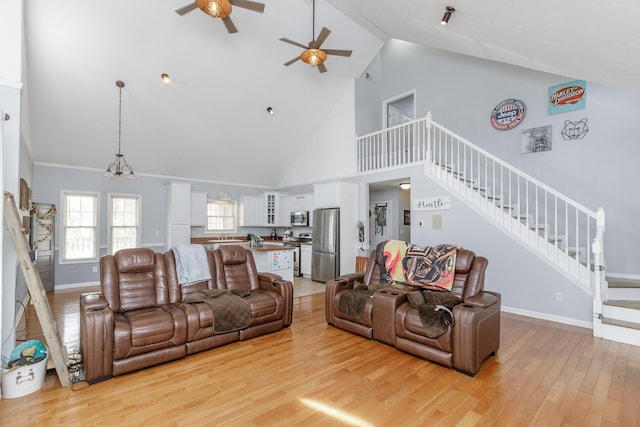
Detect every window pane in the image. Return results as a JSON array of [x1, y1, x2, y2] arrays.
[[63, 193, 98, 262], [206, 201, 236, 232], [65, 227, 96, 260], [110, 195, 140, 254]]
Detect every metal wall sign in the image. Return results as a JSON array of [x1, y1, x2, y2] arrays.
[[548, 80, 586, 115], [414, 196, 451, 211], [490, 98, 526, 131]]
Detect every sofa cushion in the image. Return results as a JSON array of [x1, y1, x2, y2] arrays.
[[115, 248, 155, 273]]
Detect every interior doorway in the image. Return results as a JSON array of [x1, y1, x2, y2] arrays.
[[383, 90, 415, 128], [369, 200, 392, 251]]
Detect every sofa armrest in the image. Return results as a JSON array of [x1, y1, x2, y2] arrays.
[[257, 273, 293, 327], [337, 272, 365, 284], [463, 291, 499, 309], [79, 293, 114, 383], [452, 291, 501, 376]]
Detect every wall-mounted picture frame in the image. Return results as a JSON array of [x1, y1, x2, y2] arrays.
[[19, 178, 31, 210], [521, 125, 552, 154], [403, 209, 411, 225]]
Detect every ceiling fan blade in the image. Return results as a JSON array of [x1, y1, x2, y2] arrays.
[[317, 63, 328, 73], [315, 27, 331, 48], [324, 49, 352, 57], [222, 16, 238, 33], [175, 2, 198, 15], [279, 38, 309, 49], [229, 0, 265, 13], [284, 57, 301, 66]]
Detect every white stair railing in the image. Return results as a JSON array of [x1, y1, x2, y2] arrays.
[[355, 112, 605, 301]]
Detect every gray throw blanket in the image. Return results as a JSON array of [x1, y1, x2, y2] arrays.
[[417, 290, 462, 338], [183, 289, 252, 333], [338, 290, 372, 320]]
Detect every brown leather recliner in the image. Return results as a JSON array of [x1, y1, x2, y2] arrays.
[[326, 247, 501, 376], [80, 248, 188, 383], [81, 245, 294, 383]]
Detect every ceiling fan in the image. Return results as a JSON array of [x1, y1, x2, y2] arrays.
[[175, 0, 265, 34], [279, 0, 352, 73]]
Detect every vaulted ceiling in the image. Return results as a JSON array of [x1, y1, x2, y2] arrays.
[[22, 0, 639, 188]]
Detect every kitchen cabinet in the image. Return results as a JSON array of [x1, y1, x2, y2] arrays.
[[313, 182, 343, 209], [300, 245, 312, 278], [240, 196, 264, 227], [191, 191, 207, 226], [277, 196, 292, 227], [265, 192, 288, 227], [166, 182, 192, 250]]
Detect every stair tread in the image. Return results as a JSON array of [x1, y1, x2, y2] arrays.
[[607, 278, 640, 288], [604, 300, 640, 310], [602, 317, 640, 331]]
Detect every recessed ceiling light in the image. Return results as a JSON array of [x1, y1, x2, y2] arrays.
[[161, 73, 171, 83]]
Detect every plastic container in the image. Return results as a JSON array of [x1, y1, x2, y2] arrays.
[[2, 342, 49, 399]]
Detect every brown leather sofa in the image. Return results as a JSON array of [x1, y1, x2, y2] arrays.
[[80, 245, 293, 383], [326, 247, 500, 376]]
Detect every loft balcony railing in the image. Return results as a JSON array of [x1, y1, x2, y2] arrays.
[[355, 112, 606, 323]]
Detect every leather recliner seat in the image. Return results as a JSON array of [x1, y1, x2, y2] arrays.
[[326, 247, 501, 376], [81, 245, 293, 383]]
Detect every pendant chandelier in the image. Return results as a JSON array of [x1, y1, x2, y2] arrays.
[[104, 80, 136, 180]]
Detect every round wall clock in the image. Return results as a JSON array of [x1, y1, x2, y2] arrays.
[[490, 98, 526, 131]]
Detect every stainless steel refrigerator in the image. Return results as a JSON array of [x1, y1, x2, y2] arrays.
[[311, 208, 340, 282]]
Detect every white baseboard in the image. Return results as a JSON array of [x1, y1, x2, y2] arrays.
[[502, 305, 593, 330], [55, 281, 100, 290]]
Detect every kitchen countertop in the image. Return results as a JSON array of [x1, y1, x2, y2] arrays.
[[249, 244, 295, 252]]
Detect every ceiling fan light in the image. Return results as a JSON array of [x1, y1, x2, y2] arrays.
[[301, 48, 327, 66], [197, 0, 232, 18]]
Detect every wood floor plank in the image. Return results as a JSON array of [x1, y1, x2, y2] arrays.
[[4, 288, 640, 426]]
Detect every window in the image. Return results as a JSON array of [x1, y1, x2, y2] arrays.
[[205, 200, 237, 233], [61, 191, 99, 262], [109, 194, 141, 254]]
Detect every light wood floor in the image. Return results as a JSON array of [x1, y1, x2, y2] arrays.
[[4, 287, 640, 426]]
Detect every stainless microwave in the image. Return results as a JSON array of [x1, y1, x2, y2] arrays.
[[290, 211, 309, 227]]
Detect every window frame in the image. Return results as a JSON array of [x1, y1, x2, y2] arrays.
[[107, 193, 141, 255], [204, 199, 237, 234], [60, 190, 100, 264]]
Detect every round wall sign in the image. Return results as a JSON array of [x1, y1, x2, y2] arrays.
[[490, 98, 526, 131]]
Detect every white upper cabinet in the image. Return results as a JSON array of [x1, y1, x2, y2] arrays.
[[240, 196, 264, 227], [314, 183, 342, 209], [168, 182, 192, 225], [166, 182, 192, 250], [191, 191, 207, 226]]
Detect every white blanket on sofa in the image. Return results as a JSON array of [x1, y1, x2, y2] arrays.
[[172, 244, 211, 285]]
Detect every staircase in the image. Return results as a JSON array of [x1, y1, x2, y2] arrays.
[[355, 112, 639, 346]]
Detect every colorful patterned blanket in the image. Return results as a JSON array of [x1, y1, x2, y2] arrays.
[[403, 244, 461, 291], [375, 241, 461, 291], [376, 240, 410, 284]]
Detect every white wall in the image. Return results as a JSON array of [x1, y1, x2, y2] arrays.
[[277, 82, 357, 187], [1, 0, 23, 358]]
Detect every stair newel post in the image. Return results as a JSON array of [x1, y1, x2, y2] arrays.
[[591, 207, 605, 337], [425, 111, 433, 173]]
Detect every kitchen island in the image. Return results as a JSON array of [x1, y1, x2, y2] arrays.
[[248, 244, 295, 282]]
